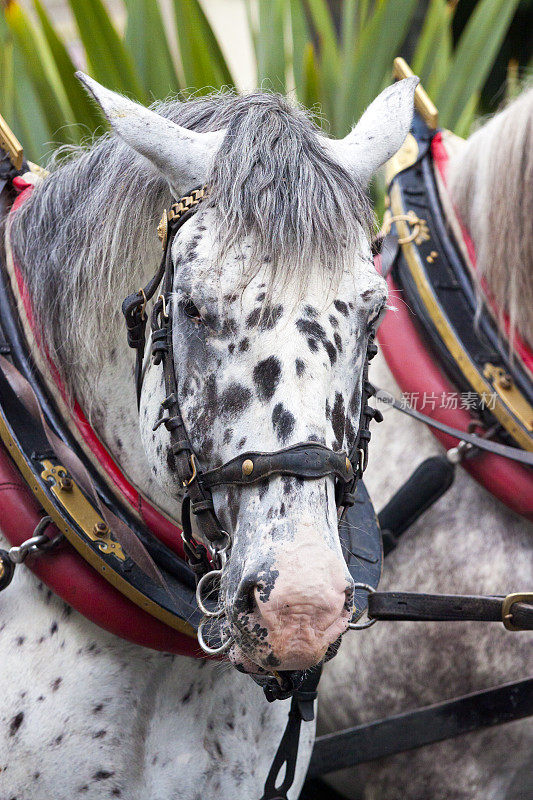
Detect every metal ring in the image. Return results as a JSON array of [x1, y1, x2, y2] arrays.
[[197, 617, 233, 655], [348, 582, 377, 630], [196, 569, 224, 618], [381, 211, 421, 245]]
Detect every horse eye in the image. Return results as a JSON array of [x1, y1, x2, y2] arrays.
[[183, 299, 202, 321], [367, 302, 387, 331]]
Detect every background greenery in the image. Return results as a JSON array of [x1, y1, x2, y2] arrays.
[[0, 0, 530, 169]]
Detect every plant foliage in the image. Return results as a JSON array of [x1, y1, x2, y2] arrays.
[[0, 0, 522, 163]]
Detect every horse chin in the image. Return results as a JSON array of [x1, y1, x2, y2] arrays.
[[228, 635, 344, 675], [228, 643, 269, 676]]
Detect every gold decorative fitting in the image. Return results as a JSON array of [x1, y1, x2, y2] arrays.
[[40, 460, 126, 561], [393, 57, 439, 129], [157, 209, 168, 250], [483, 364, 533, 432], [502, 592, 533, 631], [0, 111, 24, 170], [242, 459, 254, 477], [345, 457, 351, 472], [426, 251, 439, 264], [0, 559, 5, 580], [157, 187, 207, 248], [384, 133, 419, 185], [388, 180, 533, 452], [381, 210, 430, 246], [0, 407, 195, 635]]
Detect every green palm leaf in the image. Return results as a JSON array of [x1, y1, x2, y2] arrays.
[[67, 0, 146, 101], [255, 0, 286, 92], [173, 0, 234, 93], [411, 0, 453, 92], [33, 0, 102, 135], [124, 0, 180, 99], [4, 1, 75, 144], [437, 0, 522, 130], [336, 0, 418, 136], [12, 46, 54, 162]]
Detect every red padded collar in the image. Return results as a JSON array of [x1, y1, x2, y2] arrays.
[[10, 179, 185, 559]]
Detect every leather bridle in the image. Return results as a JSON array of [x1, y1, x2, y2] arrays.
[[122, 187, 382, 584]]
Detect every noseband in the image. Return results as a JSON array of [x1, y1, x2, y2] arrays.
[[122, 187, 381, 652]]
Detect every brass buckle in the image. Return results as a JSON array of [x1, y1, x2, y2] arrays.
[[158, 293, 169, 320], [138, 287, 148, 320], [502, 592, 533, 631], [182, 454, 198, 487]]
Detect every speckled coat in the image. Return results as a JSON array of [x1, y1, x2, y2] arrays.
[[1, 77, 418, 798]]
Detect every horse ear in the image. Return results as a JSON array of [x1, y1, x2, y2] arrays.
[[76, 72, 225, 194], [324, 77, 419, 187]]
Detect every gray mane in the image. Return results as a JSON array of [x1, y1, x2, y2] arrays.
[[8, 90, 372, 381], [448, 86, 533, 347]]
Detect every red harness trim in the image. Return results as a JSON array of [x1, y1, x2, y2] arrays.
[[10, 179, 185, 560], [2, 179, 204, 655], [0, 443, 201, 655], [377, 143, 533, 521], [432, 133, 533, 374]]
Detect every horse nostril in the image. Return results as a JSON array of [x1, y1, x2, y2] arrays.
[[234, 575, 257, 615]]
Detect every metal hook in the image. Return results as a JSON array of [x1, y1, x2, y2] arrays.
[[158, 293, 169, 320], [138, 287, 148, 321], [7, 516, 62, 564]]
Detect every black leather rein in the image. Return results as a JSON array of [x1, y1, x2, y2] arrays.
[[122, 187, 381, 556]]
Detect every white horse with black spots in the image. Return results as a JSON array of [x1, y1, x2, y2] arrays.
[[0, 76, 417, 798]]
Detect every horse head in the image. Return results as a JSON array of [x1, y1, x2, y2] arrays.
[[79, 74, 417, 674]]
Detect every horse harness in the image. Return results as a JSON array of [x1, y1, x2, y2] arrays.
[[121, 185, 381, 660], [1, 82, 533, 800]]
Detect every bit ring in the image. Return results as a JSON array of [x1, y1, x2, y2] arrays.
[[197, 617, 233, 655], [348, 582, 377, 630]]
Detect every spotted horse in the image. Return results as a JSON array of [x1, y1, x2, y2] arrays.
[[0, 72, 531, 800], [0, 74, 416, 800]]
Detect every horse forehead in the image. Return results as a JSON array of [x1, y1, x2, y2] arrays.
[[172, 209, 379, 302]]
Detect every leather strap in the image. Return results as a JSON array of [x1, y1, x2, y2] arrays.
[[308, 678, 533, 778], [0, 353, 193, 616], [200, 442, 354, 488], [123, 188, 383, 553], [376, 388, 533, 466], [260, 668, 321, 800], [367, 591, 533, 629]]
